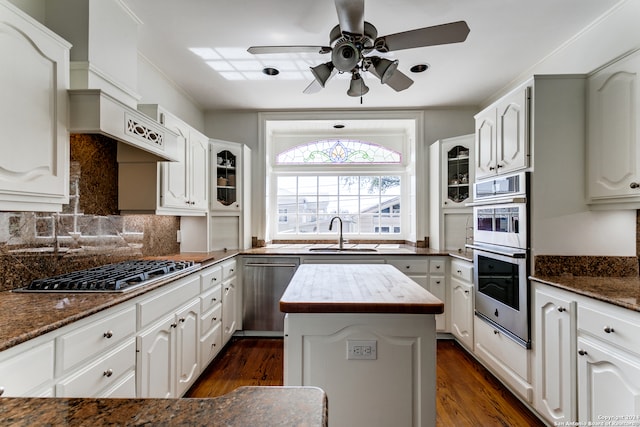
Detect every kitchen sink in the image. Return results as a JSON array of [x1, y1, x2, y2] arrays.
[[308, 247, 378, 252]]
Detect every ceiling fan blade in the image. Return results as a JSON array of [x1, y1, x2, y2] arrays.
[[304, 68, 338, 94], [383, 70, 414, 92], [247, 45, 331, 55], [334, 0, 364, 38], [374, 20, 470, 52]]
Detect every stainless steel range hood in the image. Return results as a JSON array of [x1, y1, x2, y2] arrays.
[[68, 89, 179, 162]]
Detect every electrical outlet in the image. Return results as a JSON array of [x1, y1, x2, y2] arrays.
[[347, 340, 377, 360], [176, 230, 181, 243]]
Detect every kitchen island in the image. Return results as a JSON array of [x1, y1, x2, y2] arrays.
[[280, 264, 444, 427]]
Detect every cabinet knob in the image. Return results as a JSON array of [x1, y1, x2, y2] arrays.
[[493, 330, 500, 335], [435, 265, 441, 269], [457, 270, 462, 274], [179, 317, 186, 323], [489, 166, 496, 171], [405, 265, 410, 269], [630, 182, 640, 189], [212, 297, 217, 302], [603, 326, 615, 334], [464, 290, 470, 295], [103, 369, 113, 378], [496, 164, 503, 169], [557, 307, 566, 313], [171, 322, 178, 328], [578, 349, 588, 356], [103, 330, 113, 338]]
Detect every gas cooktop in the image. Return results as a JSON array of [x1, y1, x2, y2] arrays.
[[15, 260, 200, 293]]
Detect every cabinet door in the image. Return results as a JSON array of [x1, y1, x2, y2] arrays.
[[175, 299, 200, 397], [160, 114, 190, 209], [188, 129, 210, 210], [222, 277, 238, 344], [429, 275, 447, 331], [212, 141, 242, 211], [534, 286, 577, 424], [496, 86, 530, 175], [451, 277, 473, 349], [587, 52, 640, 200], [442, 137, 473, 207], [0, 3, 70, 211], [577, 337, 640, 422], [474, 109, 497, 179], [137, 315, 174, 398]]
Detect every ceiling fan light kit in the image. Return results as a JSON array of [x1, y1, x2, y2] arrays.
[[248, 0, 470, 100]]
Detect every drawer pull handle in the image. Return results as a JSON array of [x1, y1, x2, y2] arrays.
[[435, 265, 441, 269], [578, 349, 588, 356], [557, 307, 566, 313], [457, 270, 462, 274], [493, 330, 499, 335], [103, 330, 113, 339], [630, 182, 640, 189], [103, 369, 113, 378], [603, 326, 615, 334], [405, 266, 410, 269]]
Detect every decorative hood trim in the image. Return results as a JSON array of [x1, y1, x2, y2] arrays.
[[68, 89, 179, 161]]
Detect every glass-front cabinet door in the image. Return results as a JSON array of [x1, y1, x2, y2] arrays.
[[444, 143, 472, 207], [211, 141, 243, 211]]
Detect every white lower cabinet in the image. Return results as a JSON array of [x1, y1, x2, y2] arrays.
[[450, 258, 474, 350], [0, 340, 54, 397], [577, 299, 640, 422], [221, 259, 240, 345], [474, 315, 533, 403], [137, 298, 200, 398], [387, 256, 449, 332], [533, 283, 577, 424]]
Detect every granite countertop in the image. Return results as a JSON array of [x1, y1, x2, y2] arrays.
[[243, 243, 448, 256], [280, 264, 444, 314], [0, 386, 327, 426], [531, 274, 640, 312], [0, 250, 238, 352]]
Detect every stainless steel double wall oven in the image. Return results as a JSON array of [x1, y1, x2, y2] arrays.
[[468, 171, 531, 348]]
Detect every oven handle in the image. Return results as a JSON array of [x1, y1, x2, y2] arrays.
[[466, 243, 527, 258], [466, 196, 527, 207]]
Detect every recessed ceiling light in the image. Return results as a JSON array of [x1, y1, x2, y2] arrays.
[[262, 67, 280, 76], [410, 63, 429, 73], [333, 123, 345, 129]]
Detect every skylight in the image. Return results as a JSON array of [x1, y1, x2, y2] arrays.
[[189, 47, 323, 81]]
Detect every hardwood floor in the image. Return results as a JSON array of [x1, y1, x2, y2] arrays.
[[186, 338, 544, 426]]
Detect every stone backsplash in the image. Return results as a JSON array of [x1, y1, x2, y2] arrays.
[[0, 135, 179, 292], [534, 255, 639, 277]]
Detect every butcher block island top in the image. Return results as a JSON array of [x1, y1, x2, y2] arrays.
[[280, 264, 444, 314]]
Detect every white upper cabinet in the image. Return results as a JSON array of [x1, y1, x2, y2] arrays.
[[587, 49, 640, 207], [475, 83, 530, 180], [0, 1, 71, 212], [121, 104, 209, 215]]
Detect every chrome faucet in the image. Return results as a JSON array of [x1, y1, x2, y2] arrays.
[[329, 216, 344, 249]]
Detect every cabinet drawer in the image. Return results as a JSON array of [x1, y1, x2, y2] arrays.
[[56, 338, 136, 397], [201, 302, 223, 336], [429, 258, 446, 274], [0, 341, 54, 396], [200, 284, 223, 314], [429, 276, 447, 302], [578, 303, 640, 355], [57, 306, 136, 373], [200, 322, 223, 367], [98, 370, 136, 398], [451, 259, 473, 283], [221, 259, 237, 280], [386, 258, 428, 274], [138, 275, 200, 328], [200, 265, 222, 292]]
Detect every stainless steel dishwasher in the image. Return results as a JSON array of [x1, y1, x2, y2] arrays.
[[242, 257, 300, 334]]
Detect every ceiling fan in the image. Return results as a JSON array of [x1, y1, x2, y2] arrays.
[[247, 0, 470, 99]]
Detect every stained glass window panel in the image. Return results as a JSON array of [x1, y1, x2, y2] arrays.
[[276, 139, 401, 164]]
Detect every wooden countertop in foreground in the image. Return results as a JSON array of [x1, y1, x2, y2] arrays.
[[0, 387, 327, 427], [280, 264, 444, 314]]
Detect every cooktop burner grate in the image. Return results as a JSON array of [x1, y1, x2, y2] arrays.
[[20, 260, 199, 292]]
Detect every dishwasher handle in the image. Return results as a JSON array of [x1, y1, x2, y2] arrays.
[[244, 263, 299, 268]]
